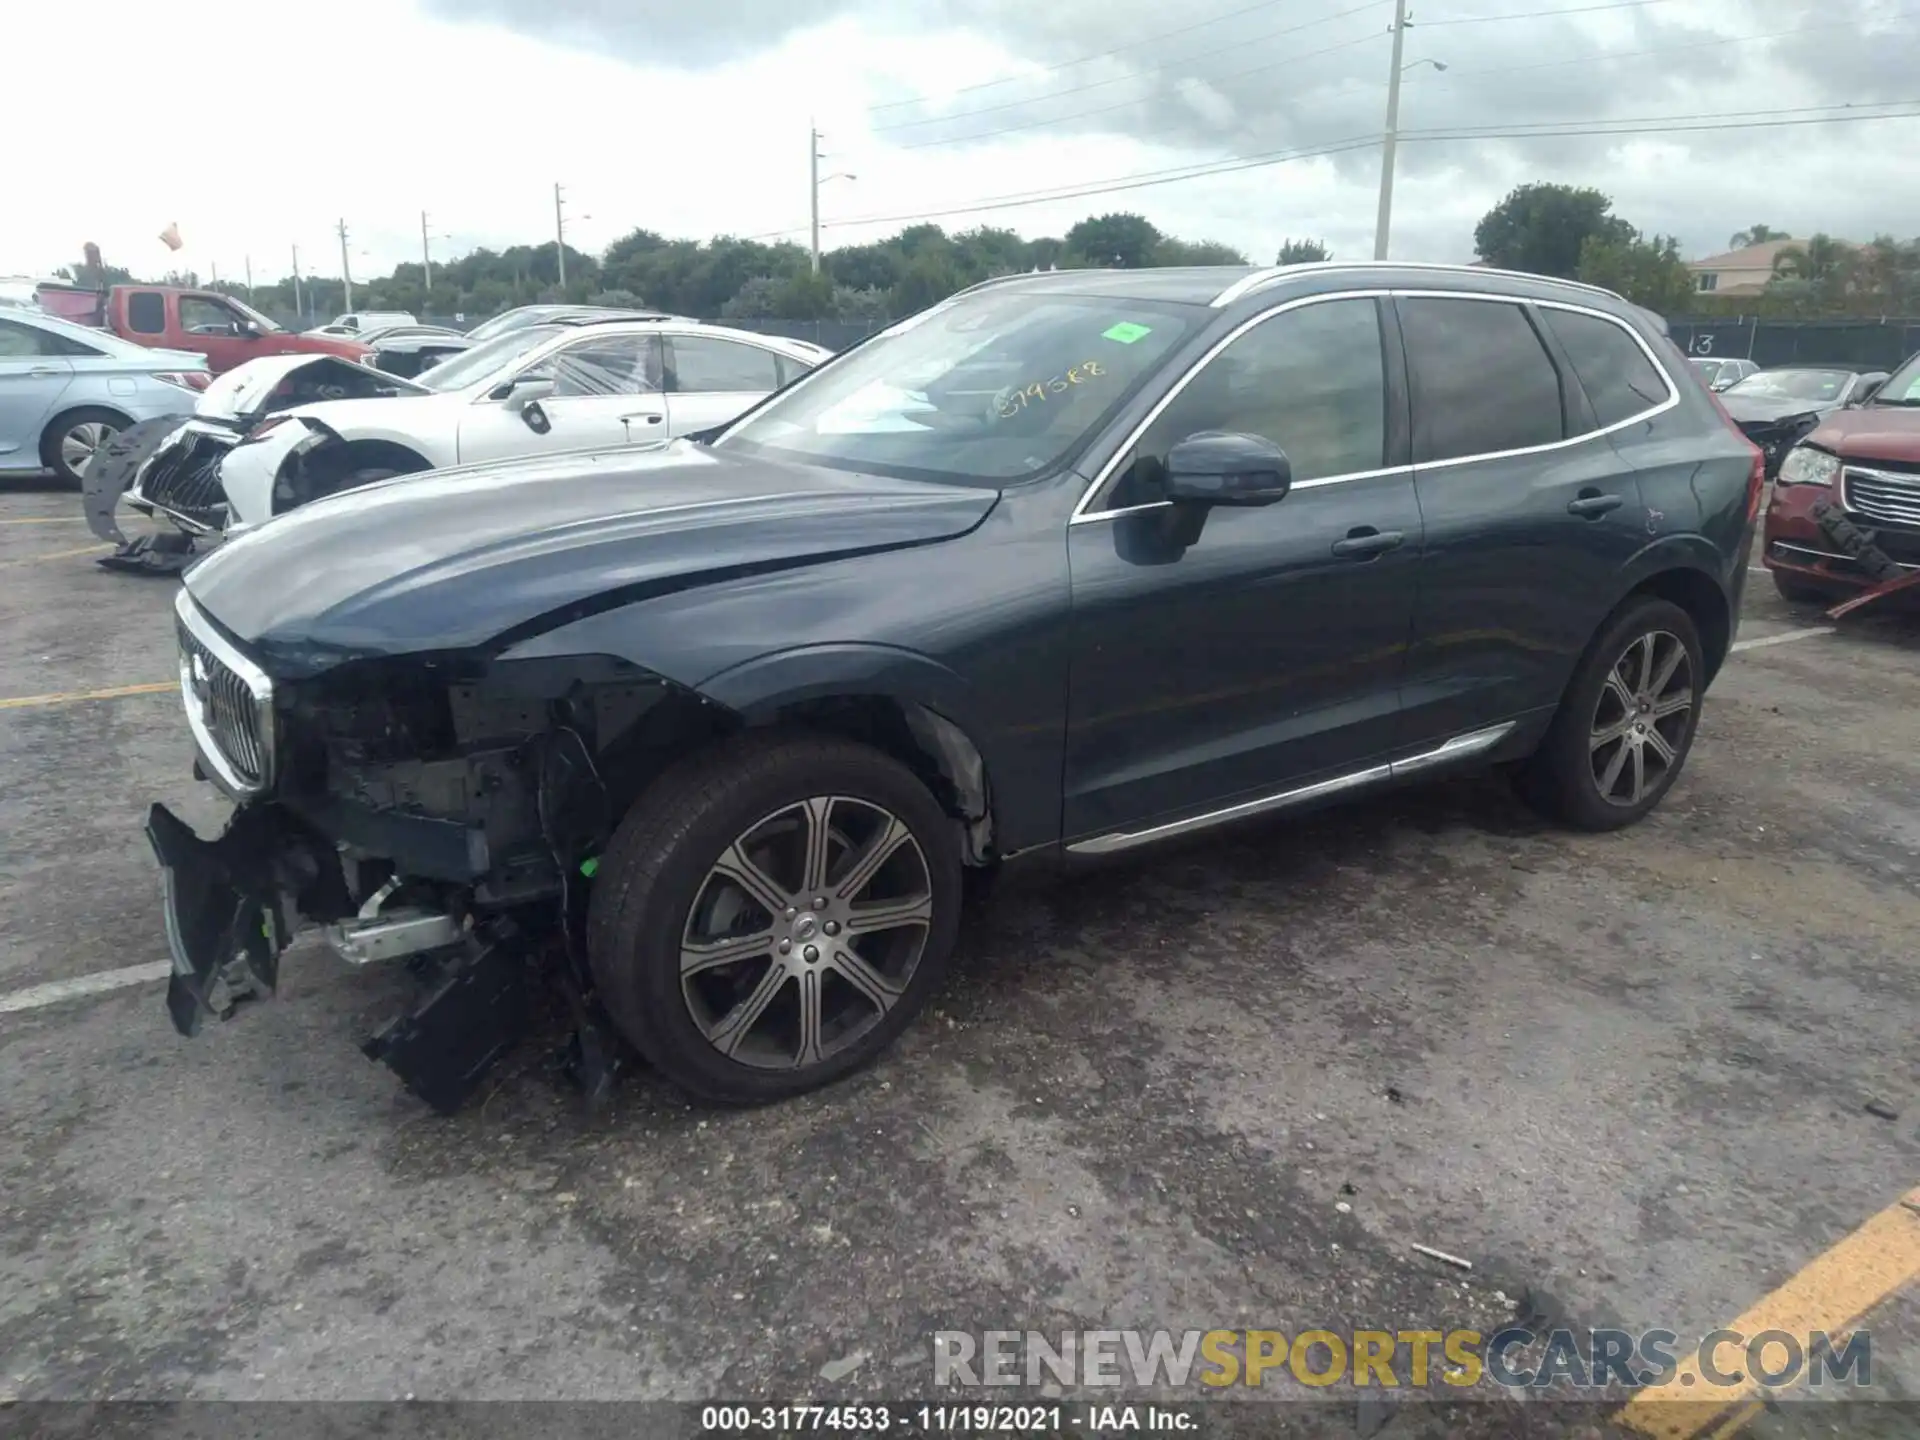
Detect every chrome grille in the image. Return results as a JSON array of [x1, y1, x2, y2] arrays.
[[174, 590, 275, 796], [1844, 466, 1920, 531]]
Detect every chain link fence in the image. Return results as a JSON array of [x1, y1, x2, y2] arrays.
[[1665, 316, 1920, 370]]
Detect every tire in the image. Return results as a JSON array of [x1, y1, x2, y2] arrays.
[[1521, 597, 1705, 832], [1771, 570, 1839, 607], [586, 732, 963, 1105], [39, 407, 127, 487]]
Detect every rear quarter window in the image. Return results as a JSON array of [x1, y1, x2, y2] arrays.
[[126, 292, 167, 335], [1539, 307, 1672, 429]]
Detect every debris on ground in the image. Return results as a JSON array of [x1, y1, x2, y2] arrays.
[[819, 1350, 868, 1383], [1865, 1100, 1900, 1121], [1409, 1242, 1473, 1271]]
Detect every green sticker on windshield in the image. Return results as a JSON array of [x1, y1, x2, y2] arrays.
[[1102, 322, 1153, 345]]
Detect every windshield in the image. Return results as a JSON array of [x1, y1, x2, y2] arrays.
[[222, 295, 282, 333], [1689, 358, 1721, 379], [465, 307, 560, 343], [414, 324, 563, 392], [1726, 368, 1850, 402], [1876, 353, 1920, 405], [715, 292, 1197, 485]]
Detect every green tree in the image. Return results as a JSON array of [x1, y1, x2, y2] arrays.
[[1769, 234, 1848, 284], [1275, 238, 1331, 264], [1474, 183, 1632, 279], [1154, 237, 1249, 265], [1727, 224, 1787, 249], [1575, 230, 1695, 315], [1065, 213, 1162, 268]]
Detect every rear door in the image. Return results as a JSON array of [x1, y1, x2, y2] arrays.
[[1394, 292, 1664, 745], [0, 317, 76, 465], [456, 332, 666, 463], [663, 333, 788, 435]]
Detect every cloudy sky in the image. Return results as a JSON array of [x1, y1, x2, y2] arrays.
[[8, 0, 1916, 285]]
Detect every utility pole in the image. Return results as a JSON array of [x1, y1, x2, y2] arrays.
[[244, 255, 254, 296], [292, 244, 304, 323], [337, 218, 354, 311], [421, 210, 433, 289], [210, 260, 220, 287], [1373, 0, 1410, 261], [809, 125, 822, 274], [554, 183, 567, 289]]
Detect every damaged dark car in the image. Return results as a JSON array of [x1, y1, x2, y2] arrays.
[[148, 264, 1758, 1113]]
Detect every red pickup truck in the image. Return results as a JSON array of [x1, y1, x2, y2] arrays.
[[35, 282, 370, 374]]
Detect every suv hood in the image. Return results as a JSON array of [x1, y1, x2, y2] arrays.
[[1802, 405, 1920, 463], [182, 442, 999, 673], [196, 354, 428, 424], [1719, 391, 1838, 426]]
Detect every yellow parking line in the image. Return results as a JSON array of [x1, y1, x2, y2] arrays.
[[0, 681, 174, 711], [1619, 1184, 1920, 1438], [0, 543, 111, 568], [0, 515, 86, 525]]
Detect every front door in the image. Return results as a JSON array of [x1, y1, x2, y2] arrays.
[[178, 294, 258, 374], [664, 333, 788, 435], [457, 332, 667, 464], [0, 317, 75, 465], [1063, 295, 1423, 841], [1393, 294, 1656, 745]]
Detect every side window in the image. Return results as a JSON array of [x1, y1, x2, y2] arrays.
[[1399, 297, 1564, 463], [546, 335, 661, 396], [1105, 297, 1386, 511], [0, 320, 48, 357], [1539, 307, 1671, 430], [670, 336, 783, 394], [180, 296, 238, 335], [126, 292, 167, 335]]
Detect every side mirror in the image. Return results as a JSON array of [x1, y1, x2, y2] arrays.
[[1851, 380, 1883, 406], [1162, 431, 1292, 507], [239, 321, 262, 338], [521, 399, 552, 435], [490, 373, 555, 404]]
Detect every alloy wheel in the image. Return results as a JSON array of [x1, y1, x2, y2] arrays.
[[60, 421, 115, 477], [679, 795, 934, 1070], [1589, 629, 1693, 807]]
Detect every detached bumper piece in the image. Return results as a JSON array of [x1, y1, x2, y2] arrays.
[[362, 919, 535, 1115], [147, 802, 297, 1036]]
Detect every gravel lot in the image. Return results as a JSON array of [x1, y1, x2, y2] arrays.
[[1, 474, 1915, 1436]]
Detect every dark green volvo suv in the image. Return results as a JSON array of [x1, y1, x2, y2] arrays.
[[150, 262, 1761, 1110]]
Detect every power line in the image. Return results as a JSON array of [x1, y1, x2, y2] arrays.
[[1420, 0, 1674, 25], [867, 0, 1294, 112], [895, 32, 1384, 151], [873, 0, 1387, 133], [753, 99, 1919, 239]]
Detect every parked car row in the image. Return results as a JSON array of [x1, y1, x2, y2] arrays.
[[145, 260, 1773, 1114], [82, 314, 831, 565]]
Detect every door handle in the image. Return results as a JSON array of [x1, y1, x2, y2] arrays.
[[1331, 527, 1405, 559], [619, 413, 663, 424], [26, 367, 62, 378], [1567, 490, 1624, 518]]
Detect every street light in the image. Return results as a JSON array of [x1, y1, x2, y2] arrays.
[[1373, 0, 1447, 261]]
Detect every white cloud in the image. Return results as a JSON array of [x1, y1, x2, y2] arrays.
[[6, 0, 1916, 286]]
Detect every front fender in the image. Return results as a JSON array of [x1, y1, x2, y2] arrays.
[[694, 642, 977, 728]]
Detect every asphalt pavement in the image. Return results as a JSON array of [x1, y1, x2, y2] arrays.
[[0, 473, 1915, 1438]]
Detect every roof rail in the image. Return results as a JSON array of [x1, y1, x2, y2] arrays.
[[947, 268, 1103, 301], [1218, 260, 1624, 307]]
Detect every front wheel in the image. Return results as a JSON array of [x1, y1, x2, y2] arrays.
[[586, 733, 963, 1104], [40, 407, 125, 487], [1521, 597, 1704, 831]]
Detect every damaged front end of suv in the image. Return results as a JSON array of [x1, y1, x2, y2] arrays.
[[155, 589, 707, 1110]]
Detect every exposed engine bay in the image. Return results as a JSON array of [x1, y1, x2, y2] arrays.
[[1733, 410, 1823, 481], [83, 355, 420, 573]]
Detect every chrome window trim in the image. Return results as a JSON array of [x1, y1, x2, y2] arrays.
[[1071, 287, 1680, 525], [174, 587, 276, 799], [1066, 721, 1517, 855]]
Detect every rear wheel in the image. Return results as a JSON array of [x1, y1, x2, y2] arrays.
[[1521, 597, 1704, 831], [586, 733, 962, 1104], [40, 407, 125, 487]]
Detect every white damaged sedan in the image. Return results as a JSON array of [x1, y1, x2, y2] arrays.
[[83, 316, 829, 569]]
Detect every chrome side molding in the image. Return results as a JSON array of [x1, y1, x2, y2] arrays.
[[1066, 722, 1517, 856]]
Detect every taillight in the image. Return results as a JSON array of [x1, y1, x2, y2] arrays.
[[153, 371, 211, 392], [1689, 360, 1767, 523]]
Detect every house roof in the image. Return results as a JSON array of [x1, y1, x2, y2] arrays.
[[1687, 238, 1853, 272]]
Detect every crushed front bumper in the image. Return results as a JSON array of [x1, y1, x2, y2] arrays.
[[147, 799, 540, 1112]]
